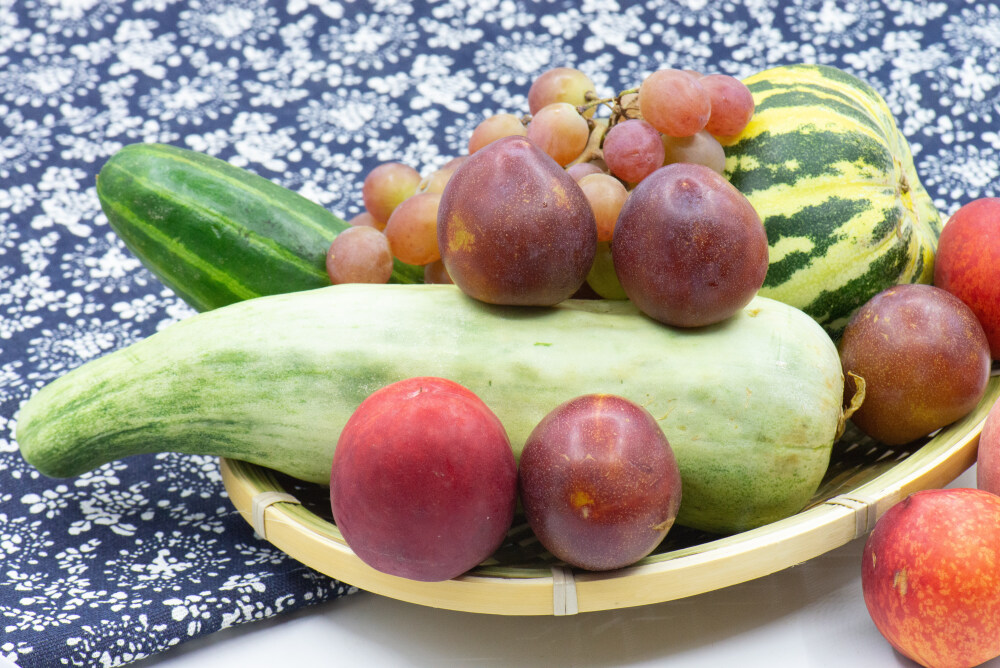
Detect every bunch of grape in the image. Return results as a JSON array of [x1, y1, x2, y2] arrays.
[[328, 65, 760, 327], [327, 158, 462, 285]]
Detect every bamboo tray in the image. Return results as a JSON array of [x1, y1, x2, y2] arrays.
[[221, 375, 1000, 616]]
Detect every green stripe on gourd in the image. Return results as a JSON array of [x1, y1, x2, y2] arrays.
[[96, 143, 424, 313], [751, 89, 888, 139], [724, 64, 940, 338]]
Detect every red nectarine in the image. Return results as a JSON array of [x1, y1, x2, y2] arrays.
[[862, 488, 1000, 668], [330, 377, 517, 582], [977, 396, 1000, 496], [934, 197, 1000, 359]]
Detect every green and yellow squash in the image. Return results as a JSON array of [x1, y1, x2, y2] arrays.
[[724, 63, 941, 338]]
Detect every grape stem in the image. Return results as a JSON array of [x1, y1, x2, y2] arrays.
[[576, 91, 615, 117], [526, 86, 640, 167], [608, 88, 641, 128], [565, 118, 608, 167], [576, 87, 640, 118]]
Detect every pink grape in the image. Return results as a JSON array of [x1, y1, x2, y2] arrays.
[[383, 192, 442, 266], [423, 259, 453, 284], [468, 113, 527, 154], [441, 156, 468, 170], [586, 241, 628, 300], [362, 162, 421, 225], [638, 69, 711, 138], [700, 74, 755, 138], [528, 67, 597, 117], [526, 102, 590, 166], [566, 162, 604, 181], [348, 211, 383, 230], [577, 173, 628, 242], [326, 226, 394, 285], [661, 131, 727, 174], [602, 119, 665, 184], [417, 157, 468, 195]]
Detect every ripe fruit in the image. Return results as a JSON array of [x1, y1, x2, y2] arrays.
[[699, 73, 755, 138], [577, 173, 628, 242], [330, 377, 517, 582], [933, 197, 1000, 359], [612, 162, 768, 327], [839, 284, 991, 445], [325, 226, 393, 285], [976, 397, 1000, 496], [862, 488, 1000, 668], [518, 394, 682, 571], [416, 157, 467, 195], [566, 162, 603, 181], [638, 69, 711, 137], [528, 67, 596, 117], [361, 162, 421, 226], [348, 211, 382, 230], [383, 191, 441, 266], [526, 102, 590, 166], [468, 113, 527, 154], [437, 135, 597, 306], [585, 241, 627, 300], [422, 258, 452, 284], [661, 130, 726, 174], [601, 119, 665, 184]]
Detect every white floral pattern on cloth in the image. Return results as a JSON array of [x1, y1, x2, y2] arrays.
[[1, 0, 998, 666]]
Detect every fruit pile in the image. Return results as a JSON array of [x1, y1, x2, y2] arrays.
[[16, 57, 1000, 667], [855, 198, 1000, 668], [319, 65, 784, 576], [322, 65, 1000, 666], [331, 66, 765, 327]]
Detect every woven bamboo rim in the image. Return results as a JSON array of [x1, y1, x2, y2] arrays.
[[221, 376, 1000, 616]]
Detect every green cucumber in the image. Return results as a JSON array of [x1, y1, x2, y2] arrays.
[[95, 143, 424, 312], [16, 284, 844, 534]]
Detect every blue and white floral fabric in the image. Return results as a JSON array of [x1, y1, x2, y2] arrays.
[[1, 1, 998, 666]]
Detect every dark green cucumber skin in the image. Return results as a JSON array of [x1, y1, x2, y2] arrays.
[[96, 143, 423, 312]]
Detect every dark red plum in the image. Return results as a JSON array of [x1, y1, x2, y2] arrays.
[[518, 394, 682, 571], [613, 162, 768, 327], [437, 135, 597, 306], [839, 284, 990, 445]]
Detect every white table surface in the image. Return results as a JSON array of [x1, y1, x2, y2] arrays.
[[113, 464, 1000, 668]]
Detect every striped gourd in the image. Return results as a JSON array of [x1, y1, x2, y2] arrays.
[[96, 143, 424, 312], [723, 64, 941, 338]]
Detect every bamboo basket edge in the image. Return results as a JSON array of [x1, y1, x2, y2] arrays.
[[219, 377, 999, 616]]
